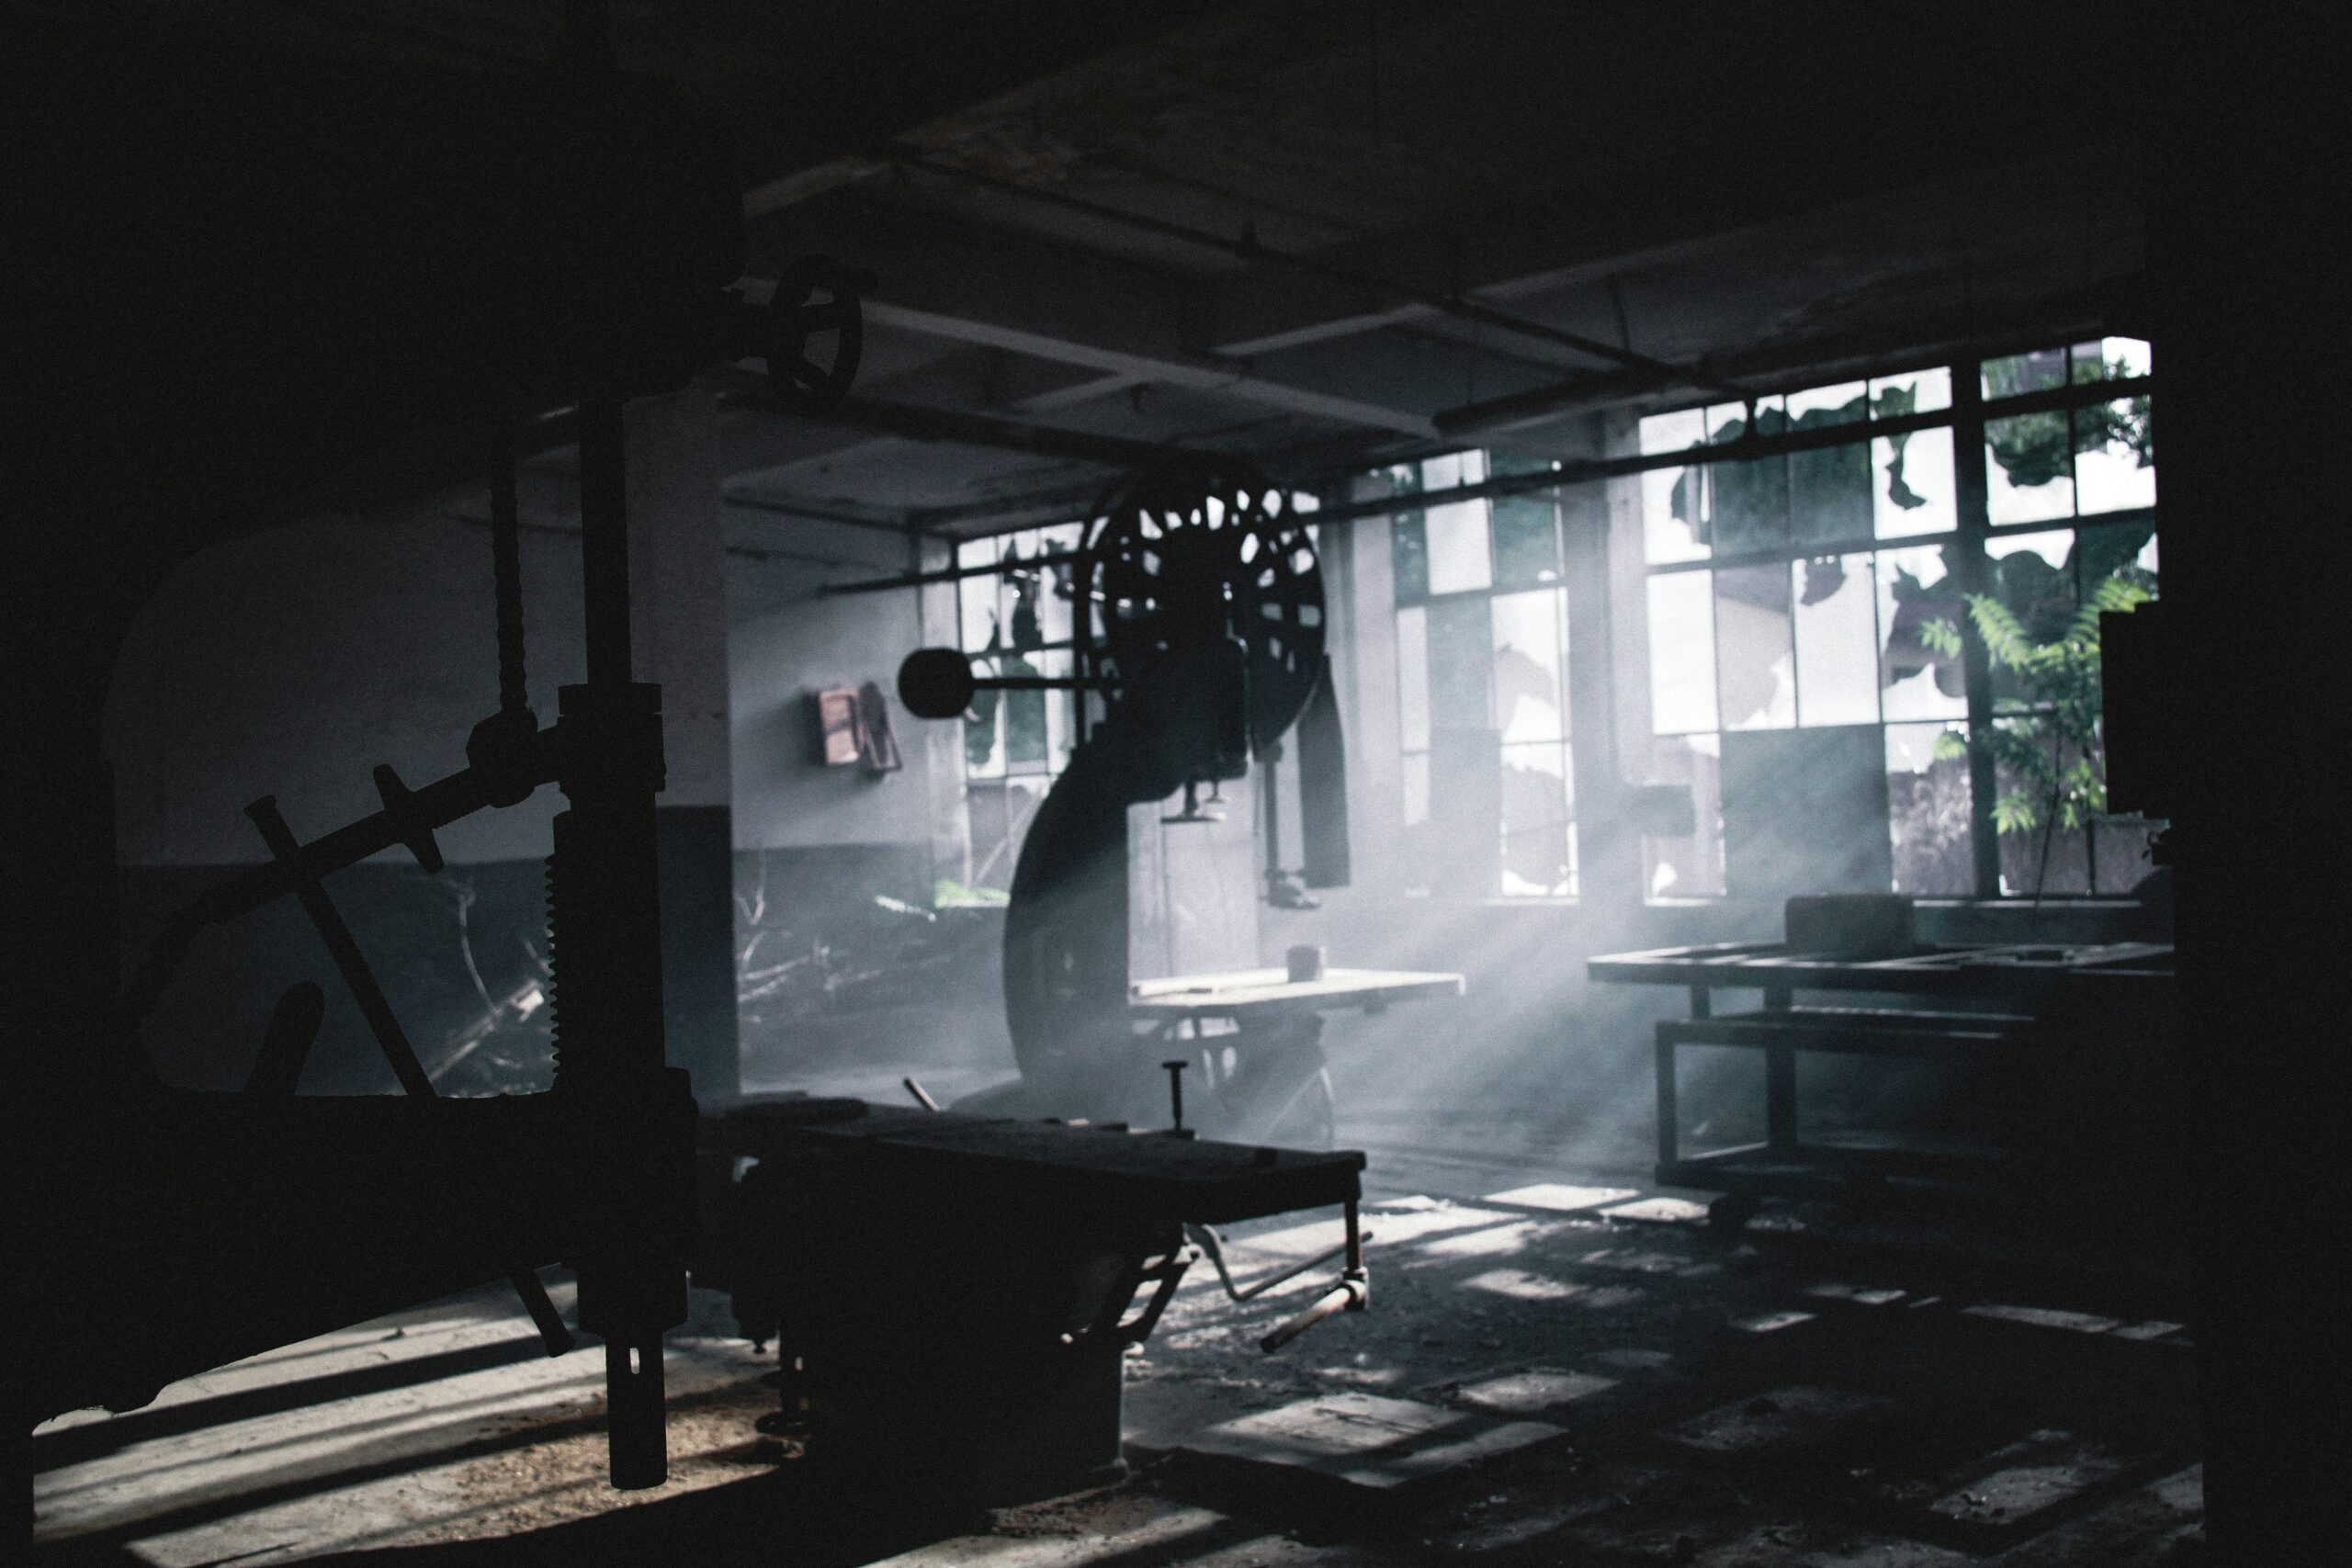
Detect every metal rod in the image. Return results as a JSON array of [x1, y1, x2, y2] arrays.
[[821, 547, 1089, 596], [244, 795, 575, 1357], [576, 398, 632, 687], [489, 427, 528, 716], [1301, 373, 2154, 527], [247, 796, 436, 1100]]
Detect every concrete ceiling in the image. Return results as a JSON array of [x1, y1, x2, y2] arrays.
[[109, 1, 2154, 542]]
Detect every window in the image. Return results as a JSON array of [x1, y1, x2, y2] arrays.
[[954, 523, 1084, 891], [1389, 452, 1577, 898], [1634, 342, 2156, 901]]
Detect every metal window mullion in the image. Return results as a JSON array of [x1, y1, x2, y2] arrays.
[[1951, 362, 2002, 898]]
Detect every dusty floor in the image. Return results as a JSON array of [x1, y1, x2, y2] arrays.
[[29, 1141, 2202, 1567]]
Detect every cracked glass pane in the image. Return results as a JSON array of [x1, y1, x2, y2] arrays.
[[2072, 337, 2154, 382], [1647, 570, 1718, 735], [1985, 529, 2077, 712], [1876, 545, 1968, 722], [1499, 741, 1576, 897], [1640, 407, 1710, 564], [1870, 366, 1952, 415], [1706, 396, 1791, 555], [1714, 564, 1795, 730], [1873, 425, 1956, 538], [1788, 384, 1872, 548], [1985, 411, 2075, 524], [1793, 553, 1880, 728], [1491, 588, 1568, 744], [2074, 396, 2156, 514]]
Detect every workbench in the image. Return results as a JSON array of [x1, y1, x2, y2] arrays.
[[1128, 967, 1465, 1145], [1588, 939, 2175, 1222], [695, 1096, 1369, 1502]]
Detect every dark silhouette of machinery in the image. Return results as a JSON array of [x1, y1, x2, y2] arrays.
[[896, 469, 1353, 1137], [4, 1, 871, 1527]]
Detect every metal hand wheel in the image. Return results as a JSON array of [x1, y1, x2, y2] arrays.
[[766, 254, 870, 415]]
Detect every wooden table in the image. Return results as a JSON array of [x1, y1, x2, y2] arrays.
[[1588, 940, 2174, 1220], [1127, 967, 1465, 1145]]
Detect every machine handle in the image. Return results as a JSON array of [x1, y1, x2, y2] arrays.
[[1260, 1272, 1368, 1353]]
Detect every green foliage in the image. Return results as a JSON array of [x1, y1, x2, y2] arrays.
[[1984, 355, 2154, 491], [1931, 574, 2152, 891]]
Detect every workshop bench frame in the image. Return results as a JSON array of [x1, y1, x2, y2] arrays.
[[1592, 940, 2175, 1223]]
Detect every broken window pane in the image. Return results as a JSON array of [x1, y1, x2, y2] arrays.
[[1706, 396, 1791, 555], [1886, 721, 1974, 896], [1647, 570, 1718, 735], [1788, 387, 1872, 547], [1424, 497, 1494, 594], [1792, 553, 1880, 728], [2072, 337, 2154, 382], [1396, 605, 1430, 751], [1499, 741, 1576, 897], [1789, 381, 1868, 427], [1870, 366, 1952, 416], [1640, 408, 1709, 564], [1984, 530, 2077, 712], [1427, 595, 1495, 728], [2073, 396, 2156, 514], [1492, 495, 1562, 586], [1876, 545, 1968, 722], [1714, 563, 1795, 730], [1982, 347, 2066, 401], [2077, 522, 2159, 599], [1491, 588, 1568, 744], [1645, 733, 1724, 899], [1985, 411, 2075, 524], [1873, 426, 1956, 538]]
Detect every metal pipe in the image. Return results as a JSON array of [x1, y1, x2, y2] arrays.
[[1302, 372, 2153, 526], [576, 398, 632, 687]]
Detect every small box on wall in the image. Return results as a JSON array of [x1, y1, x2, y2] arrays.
[[809, 687, 862, 766], [807, 684, 904, 774]]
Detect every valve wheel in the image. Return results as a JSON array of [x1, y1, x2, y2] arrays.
[[766, 254, 866, 415]]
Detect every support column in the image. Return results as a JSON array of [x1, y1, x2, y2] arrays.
[[623, 389, 739, 1104]]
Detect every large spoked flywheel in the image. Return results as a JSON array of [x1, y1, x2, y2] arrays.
[[1082, 470, 1325, 755]]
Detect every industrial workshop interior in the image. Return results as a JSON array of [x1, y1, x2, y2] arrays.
[[5, 2, 2344, 1564]]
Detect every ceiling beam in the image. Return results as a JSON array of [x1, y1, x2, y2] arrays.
[[745, 197, 1438, 438]]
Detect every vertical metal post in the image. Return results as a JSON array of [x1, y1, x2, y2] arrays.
[[1951, 363, 2002, 898], [556, 394, 685, 1491], [577, 399, 633, 689]]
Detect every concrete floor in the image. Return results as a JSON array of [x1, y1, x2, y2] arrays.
[[29, 1128, 2202, 1567]]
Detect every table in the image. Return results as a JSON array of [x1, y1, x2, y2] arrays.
[[1128, 967, 1465, 1145], [1588, 940, 2175, 1220]]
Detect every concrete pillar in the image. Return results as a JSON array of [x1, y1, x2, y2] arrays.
[[623, 389, 738, 1104]]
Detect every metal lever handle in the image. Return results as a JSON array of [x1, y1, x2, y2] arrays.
[[1260, 1272, 1368, 1352], [244, 795, 575, 1359]]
